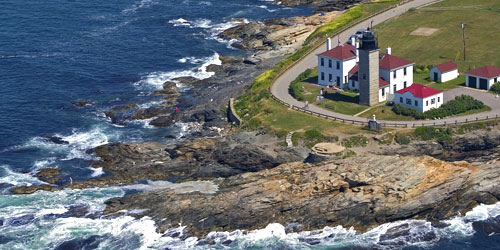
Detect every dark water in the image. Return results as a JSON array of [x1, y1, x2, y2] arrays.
[[0, 0, 499, 249]]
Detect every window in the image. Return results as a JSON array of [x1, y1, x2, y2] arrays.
[[406, 98, 412, 105], [400, 97, 403, 103], [336, 76, 341, 85], [431, 98, 435, 104], [328, 60, 332, 68], [495, 78, 498, 83], [363, 74, 366, 80], [393, 85, 397, 93], [352, 81, 355, 87], [404, 67, 407, 76], [344, 76, 348, 83], [336, 61, 340, 70], [393, 70, 397, 79], [321, 72, 325, 81], [415, 100, 418, 106], [321, 58, 324, 66], [404, 81, 407, 88], [382, 88, 385, 96], [438, 96, 440, 102], [426, 100, 429, 106], [328, 74, 332, 82]]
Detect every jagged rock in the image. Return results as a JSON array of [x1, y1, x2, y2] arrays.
[[36, 168, 61, 184], [10, 184, 60, 194], [54, 235, 103, 250], [133, 106, 173, 120], [442, 130, 500, 152], [104, 104, 138, 124], [102, 155, 491, 238], [73, 101, 94, 107], [42, 136, 69, 145], [149, 115, 176, 127]]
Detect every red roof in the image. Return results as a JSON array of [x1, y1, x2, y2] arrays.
[[436, 61, 458, 73], [379, 78, 389, 88], [466, 66, 500, 79], [319, 44, 356, 60], [349, 65, 358, 74], [396, 84, 441, 98], [379, 54, 413, 70]]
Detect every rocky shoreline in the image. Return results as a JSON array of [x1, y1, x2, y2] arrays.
[[10, 0, 500, 244]]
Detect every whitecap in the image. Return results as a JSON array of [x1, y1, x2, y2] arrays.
[[0, 165, 45, 186], [89, 167, 104, 178], [133, 52, 221, 91]]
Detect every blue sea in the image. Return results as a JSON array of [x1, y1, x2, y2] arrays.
[[1, 0, 500, 249]]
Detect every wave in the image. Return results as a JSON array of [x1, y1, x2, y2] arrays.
[[0, 165, 45, 186], [133, 52, 221, 90], [122, 0, 157, 13]]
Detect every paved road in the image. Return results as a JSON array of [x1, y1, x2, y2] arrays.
[[271, 0, 500, 126]]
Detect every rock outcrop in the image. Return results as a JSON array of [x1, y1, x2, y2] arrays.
[[103, 154, 500, 238]]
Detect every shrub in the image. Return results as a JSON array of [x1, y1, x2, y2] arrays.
[[377, 133, 394, 145], [395, 133, 411, 145], [324, 103, 336, 110], [342, 135, 369, 148], [392, 95, 486, 119], [289, 68, 313, 101], [414, 126, 453, 142], [490, 82, 500, 94]]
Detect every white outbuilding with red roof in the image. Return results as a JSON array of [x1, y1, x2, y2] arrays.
[[430, 61, 459, 83], [466, 65, 500, 90], [395, 84, 443, 113]]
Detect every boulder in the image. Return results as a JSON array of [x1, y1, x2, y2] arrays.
[[36, 168, 61, 184]]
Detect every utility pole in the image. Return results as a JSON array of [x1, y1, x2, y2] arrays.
[[462, 23, 466, 61]]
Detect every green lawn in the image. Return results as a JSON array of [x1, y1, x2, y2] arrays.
[[296, 68, 369, 115], [375, 0, 500, 73], [426, 74, 466, 91], [413, 71, 433, 85], [359, 105, 416, 121]]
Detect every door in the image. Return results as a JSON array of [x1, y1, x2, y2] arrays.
[[468, 76, 477, 88], [434, 72, 438, 82], [480, 78, 488, 90]]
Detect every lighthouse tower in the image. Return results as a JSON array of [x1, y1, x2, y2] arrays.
[[358, 29, 380, 106]]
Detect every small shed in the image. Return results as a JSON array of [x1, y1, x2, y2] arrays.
[[430, 61, 458, 83]]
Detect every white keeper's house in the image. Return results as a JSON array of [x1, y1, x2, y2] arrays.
[[318, 37, 414, 103], [395, 83, 443, 113], [466, 65, 500, 90], [430, 61, 459, 83]]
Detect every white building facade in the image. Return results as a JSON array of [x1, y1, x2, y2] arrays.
[[317, 39, 357, 87], [466, 65, 500, 90], [430, 61, 459, 83], [395, 84, 443, 113], [379, 49, 414, 95]]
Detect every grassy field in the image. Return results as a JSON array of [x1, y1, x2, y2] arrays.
[[375, 0, 500, 73], [295, 68, 369, 115], [426, 74, 466, 91], [359, 105, 416, 121]]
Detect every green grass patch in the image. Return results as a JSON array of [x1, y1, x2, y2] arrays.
[[292, 129, 326, 148], [342, 135, 370, 148], [376, 133, 394, 145], [375, 0, 500, 73], [414, 126, 454, 142], [360, 105, 415, 121], [395, 132, 412, 145], [305, 6, 363, 45], [426, 75, 466, 91]]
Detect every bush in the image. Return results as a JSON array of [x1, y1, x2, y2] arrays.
[[392, 95, 486, 119], [342, 135, 369, 148], [377, 133, 394, 145], [289, 68, 314, 101], [414, 126, 453, 142], [490, 82, 500, 94], [395, 133, 411, 145]]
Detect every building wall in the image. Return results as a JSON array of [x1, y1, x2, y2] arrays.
[[441, 69, 459, 82], [379, 86, 389, 102], [317, 56, 356, 87], [380, 65, 414, 94], [395, 92, 443, 113]]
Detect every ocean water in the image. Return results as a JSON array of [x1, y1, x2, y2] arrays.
[[1, 0, 500, 249]]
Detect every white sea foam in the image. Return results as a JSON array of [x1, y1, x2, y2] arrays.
[[0, 165, 44, 186], [89, 167, 104, 178], [122, 0, 156, 13], [133, 52, 221, 90]]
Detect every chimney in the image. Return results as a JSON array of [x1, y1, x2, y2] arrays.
[[355, 41, 360, 62], [326, 38, 332, 51], [386, 47, 391, 55]]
